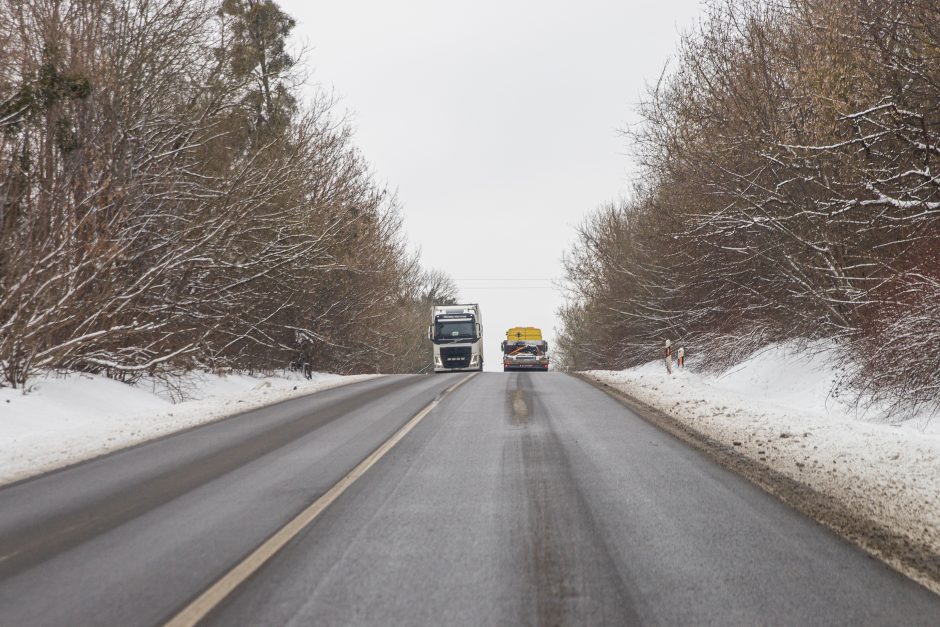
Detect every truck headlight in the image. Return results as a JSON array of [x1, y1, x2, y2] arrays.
[[470, 354, 480, 365], [434, 356, 442, 366]]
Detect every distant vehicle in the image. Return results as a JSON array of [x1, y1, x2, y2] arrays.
[[429, 304, 484, 372], [502, 327, 549, 372]]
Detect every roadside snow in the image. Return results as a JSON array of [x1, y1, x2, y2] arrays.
[[0, 371, 378, 487], [586, 343, 940, 559]]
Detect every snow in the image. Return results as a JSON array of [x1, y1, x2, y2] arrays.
[[0, 370, 378, 487], [585, 343, 940, 563]]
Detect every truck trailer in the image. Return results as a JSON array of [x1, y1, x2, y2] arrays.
[[429, 304, 484, 372], [502, 327, 549, 372]]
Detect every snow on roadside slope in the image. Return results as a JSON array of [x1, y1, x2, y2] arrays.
[[0, 371, 378, 487], [585, 343, 940, 559]]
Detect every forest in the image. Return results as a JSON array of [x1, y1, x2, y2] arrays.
[[0, 0, 458, 387], [557, 0, 940, 416]]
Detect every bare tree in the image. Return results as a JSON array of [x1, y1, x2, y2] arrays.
[[559, 0, 940, 417], [0, 0, 442, 388]]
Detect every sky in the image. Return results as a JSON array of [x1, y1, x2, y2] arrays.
[[278, 0, 705, 370]]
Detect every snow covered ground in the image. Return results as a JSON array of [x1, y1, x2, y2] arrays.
[[585, 343, 940, 574], [0, 370, 378, 487]]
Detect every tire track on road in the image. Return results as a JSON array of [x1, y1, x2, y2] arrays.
[[506, 373, 641, 625]]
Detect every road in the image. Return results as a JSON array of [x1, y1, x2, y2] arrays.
[[1, 372, 938, 626]]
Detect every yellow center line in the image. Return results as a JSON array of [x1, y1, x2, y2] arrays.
[[164, 372, 479, 627]]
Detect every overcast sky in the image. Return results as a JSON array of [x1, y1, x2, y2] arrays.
[[278, 0, 704, 369]]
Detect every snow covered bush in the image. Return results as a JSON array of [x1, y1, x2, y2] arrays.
[[848, 271, 940, 418]]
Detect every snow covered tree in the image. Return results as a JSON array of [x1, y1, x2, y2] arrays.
[[560, 0, 940, 417], [0, 0, 439, 388]]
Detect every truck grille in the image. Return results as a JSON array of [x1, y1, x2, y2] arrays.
[[440, 346, 472, 368]]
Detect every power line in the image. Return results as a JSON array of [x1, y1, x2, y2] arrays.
[[459, 287, 559, 290]]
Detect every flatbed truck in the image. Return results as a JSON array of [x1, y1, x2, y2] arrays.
[[502, 326, 549, 372]]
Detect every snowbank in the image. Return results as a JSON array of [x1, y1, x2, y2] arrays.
[[0, 371, 378, 486], [585, 343, 940, 583]]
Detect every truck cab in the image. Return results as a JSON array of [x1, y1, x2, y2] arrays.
[[429, 304, 484, 372]]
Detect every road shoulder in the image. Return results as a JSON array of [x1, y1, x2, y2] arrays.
[[0, 372, 381, 488], [576, 372, 940, 597]]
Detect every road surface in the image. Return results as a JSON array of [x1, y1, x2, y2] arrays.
[[0, 372, 938, 625]]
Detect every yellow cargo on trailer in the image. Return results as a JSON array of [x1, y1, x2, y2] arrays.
[[505, 327, 542, 341], [502, 327, 549, 372]]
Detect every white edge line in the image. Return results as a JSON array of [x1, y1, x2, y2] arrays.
[[164, 372, 479, 627]]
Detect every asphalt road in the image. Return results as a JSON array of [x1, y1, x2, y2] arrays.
[[1, 372, 938, 626]]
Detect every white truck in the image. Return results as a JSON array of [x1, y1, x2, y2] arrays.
[[428, 304, 484, 372]]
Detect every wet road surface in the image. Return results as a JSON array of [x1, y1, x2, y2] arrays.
[[1, 372, 939, 625]]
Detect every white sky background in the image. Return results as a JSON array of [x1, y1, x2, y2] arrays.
[[279, 1, 705, 370]]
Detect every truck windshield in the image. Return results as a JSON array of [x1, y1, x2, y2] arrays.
[[435, 321, 475, 341]]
